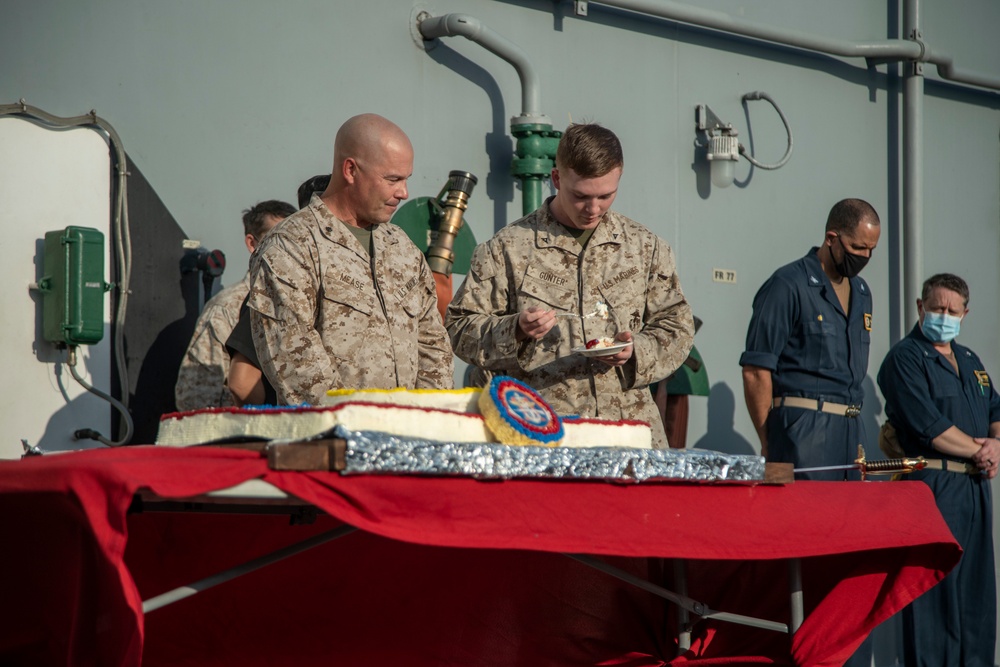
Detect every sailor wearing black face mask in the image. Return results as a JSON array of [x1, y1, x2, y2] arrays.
[[739, 198, 881, 665], [832, 232, 871, 278], [741, 198, 881, 473]]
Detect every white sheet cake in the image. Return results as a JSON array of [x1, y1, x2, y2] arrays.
[[156, 387, 652, 449]]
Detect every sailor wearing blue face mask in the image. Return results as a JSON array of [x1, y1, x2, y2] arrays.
[[920, 309, 963, 343], [878, 273, 999, 667]]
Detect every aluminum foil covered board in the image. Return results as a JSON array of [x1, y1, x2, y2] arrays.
[[334, 426, 766, 483]]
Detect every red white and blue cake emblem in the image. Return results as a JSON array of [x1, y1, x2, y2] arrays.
[[479, 376, 564, 447]]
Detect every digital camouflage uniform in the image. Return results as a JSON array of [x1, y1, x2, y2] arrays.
[[174, 275, 249, 411], [446, 199, 694, 449], [248, 195, 454, 405]]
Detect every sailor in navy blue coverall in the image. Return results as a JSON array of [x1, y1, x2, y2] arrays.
[[741, 199, 881, 481], [741, 199, 881, 667], [877, 273, 998, 667]]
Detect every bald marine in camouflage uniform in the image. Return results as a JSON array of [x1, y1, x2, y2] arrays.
[[446, 123, 694, 449], [248, 114, 453, 405], [175, 200, 295, 411]]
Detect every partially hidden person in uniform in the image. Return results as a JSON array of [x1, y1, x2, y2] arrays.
[[296, 174, 331, 209], [174, 199, 295, 411], [651, 316, 707, 448], [740, 198, 881, 479], [877, 273, 998, 667], [445, 122, 694, 449], [247, 113, 454, 405]]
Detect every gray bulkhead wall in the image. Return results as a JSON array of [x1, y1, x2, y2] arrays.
[[1, 1, 998, 662]]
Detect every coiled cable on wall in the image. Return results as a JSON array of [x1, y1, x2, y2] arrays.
[[67, 346, 134, 447], [739, 91, 793, 170]]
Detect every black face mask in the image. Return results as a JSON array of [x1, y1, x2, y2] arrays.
[[833, 236, 869, 278]]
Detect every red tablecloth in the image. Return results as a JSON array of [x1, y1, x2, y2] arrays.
[[0, 446, 960, 667]]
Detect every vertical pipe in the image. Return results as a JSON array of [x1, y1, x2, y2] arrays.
[[416, 13, 558, 221], [788, 558, 804, 634], [674, 559, 692, 654], [903, 0, 924, 327], [522, 177, 545, 216]]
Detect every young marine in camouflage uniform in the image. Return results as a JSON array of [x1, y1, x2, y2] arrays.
[[174, 200, 295, 411], [445, 123, 694, 449], [247, 114, 453, 405]]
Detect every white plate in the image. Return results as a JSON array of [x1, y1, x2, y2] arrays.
[[570, 342, 631, 357]]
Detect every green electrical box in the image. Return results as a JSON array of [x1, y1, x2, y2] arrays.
[[38, 226, 110, 346]]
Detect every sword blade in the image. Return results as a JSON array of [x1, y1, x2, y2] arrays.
[[792, 463, 861, 474]]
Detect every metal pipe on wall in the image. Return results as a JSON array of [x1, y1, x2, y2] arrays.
[[417, 12, 561, 216], [583, 0, 1000, 92], [584, 0, 1000, 339], [417, 2, 998, 291], [583, 0, 920, 59], [417, 13, 544, 117], [903, 0, 924, 329]]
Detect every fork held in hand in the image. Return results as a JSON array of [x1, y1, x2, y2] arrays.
[[556, 310, 598, 319]]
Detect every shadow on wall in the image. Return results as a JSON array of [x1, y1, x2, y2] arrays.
[[861, 375, 884, 461], [423, 40, 517, 234], [691, 382, 755, 456], [37, 363, 110, 453], [122, 159, 205, 445], [691, 377, 886, 459]]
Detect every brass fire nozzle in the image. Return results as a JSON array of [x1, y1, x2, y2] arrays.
[[426, 171, 477, 275]]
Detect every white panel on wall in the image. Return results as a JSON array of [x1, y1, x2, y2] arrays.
[[0, 117, 112, 459]]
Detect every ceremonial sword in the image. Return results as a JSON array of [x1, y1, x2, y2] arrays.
[[794, 445, 928, 480]]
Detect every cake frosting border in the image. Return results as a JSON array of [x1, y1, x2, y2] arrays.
[[482, 377, 564, 445]]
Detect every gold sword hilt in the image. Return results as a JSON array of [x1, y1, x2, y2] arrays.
[[854, 444, 927, 480]]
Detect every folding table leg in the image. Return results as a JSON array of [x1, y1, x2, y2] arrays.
[[674, 559, 691, 655], [142, 525, 357, 613], [567, 554, 788, 634], [788, 558, 803, 634]]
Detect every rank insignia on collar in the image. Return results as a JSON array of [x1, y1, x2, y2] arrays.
[[975, 370, 990, 388], [864, 313, 872, 331], [809, 275, 820, 285]]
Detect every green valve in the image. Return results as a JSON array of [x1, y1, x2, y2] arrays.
[[38, 226, 112, 346], [511, 122, 562, 215]]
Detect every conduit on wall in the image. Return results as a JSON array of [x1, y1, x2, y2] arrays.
[[416, 12, 561, 216], [0, 99, 134, 441], [577, 0, 1000, 332], [417, 2, 1000, 332]]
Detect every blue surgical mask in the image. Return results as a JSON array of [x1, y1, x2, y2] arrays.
[[922, 311, 962, 343]]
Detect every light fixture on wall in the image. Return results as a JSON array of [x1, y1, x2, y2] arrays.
[[697, 106, 740, 188], [696, 91, 794, 189]]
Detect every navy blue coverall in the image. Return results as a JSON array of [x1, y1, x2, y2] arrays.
[[878, 323, 998, 667], [740, 248, 873, 480]]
